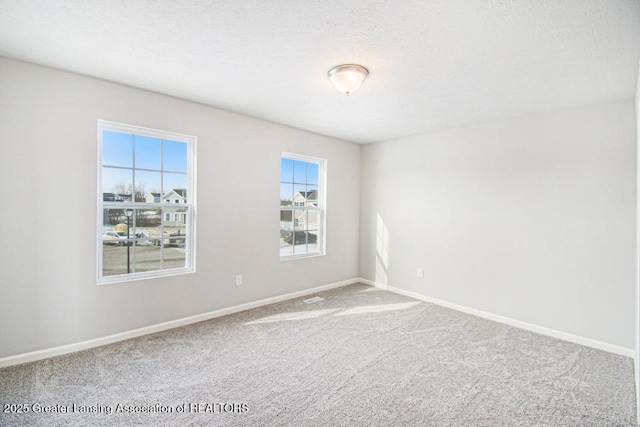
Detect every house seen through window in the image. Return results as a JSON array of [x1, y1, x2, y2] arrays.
[[98, 121, 195, 283], [280, 153, 325, 258]]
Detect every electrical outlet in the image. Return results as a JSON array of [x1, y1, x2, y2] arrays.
[[417, 268, 424, 278], [235, 274, 243, 286]]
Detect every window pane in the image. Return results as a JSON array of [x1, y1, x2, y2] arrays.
[[293, 230, 309, 255], [280, 209, 293, 224], [134, 170, 161, 202], [135, 135, 161, 170], [162, 207, 186, 269], [102, 167, 132, 199], [163, 245, 186, 270], [136, 207, 161, 229], [102, 244, 131, 277], [280, 211, 293, 257], [280, 183, 293, 206], [307, 230, 319, 253], [281, 157, 294, 183], [163, 173, 187, 199], [306, 210, 320, 230], [163, 140, 187, 173], [295, 209, 307, 230], [162, 207, 188, 269], [103, 131, 133, 167], [293, 160, 307, 184], [163, 207, 188, 229], [133, 243, 161, 273], [293, 184, 306, 206], [280, 237, 293, 256], [306, 162, 319, 185], [305, 185, 318, 206], [102, 208, 126, 228]]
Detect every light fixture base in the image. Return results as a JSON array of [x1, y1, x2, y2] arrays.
[[328, 64, 369, 96]]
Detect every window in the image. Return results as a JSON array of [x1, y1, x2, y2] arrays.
[[280, 153, 325, 258], [97, 121, 196, 283]]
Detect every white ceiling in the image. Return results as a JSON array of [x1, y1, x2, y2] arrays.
[[0, 1, 638, 144]]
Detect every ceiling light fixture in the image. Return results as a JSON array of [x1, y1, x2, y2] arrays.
[[327, 64, 369, 96]]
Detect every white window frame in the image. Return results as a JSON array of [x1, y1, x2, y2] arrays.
[[97, 120, 197, 284], [280, 152, 326, 260]]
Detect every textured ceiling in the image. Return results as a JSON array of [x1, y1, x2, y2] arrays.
[[0, 0, 638, 144]]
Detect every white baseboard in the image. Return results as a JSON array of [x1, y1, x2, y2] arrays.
[[359, 278, 634, 358], [0, 278, 359, 369]]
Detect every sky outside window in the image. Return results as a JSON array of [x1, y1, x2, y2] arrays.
[[280, 158, 319, 201], [163, 140, 187, 172], [134, 135, 161, 170], [102, 131, 132, 167], [102, 131, 188, 194]]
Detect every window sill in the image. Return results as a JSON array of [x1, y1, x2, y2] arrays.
[[97, 267, 195, 285], [280, 252, 325, 262]]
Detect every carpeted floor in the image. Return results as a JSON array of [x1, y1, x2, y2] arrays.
[[0, 283, 636, 426]]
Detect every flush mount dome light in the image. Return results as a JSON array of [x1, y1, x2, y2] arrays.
[[328, 64, 369, 96]]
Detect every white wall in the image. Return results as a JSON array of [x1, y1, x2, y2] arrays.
[[0, 57, 361, 358], [360, 100, 637, 350]]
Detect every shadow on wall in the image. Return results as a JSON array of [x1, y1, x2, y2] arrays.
[[375, 213, 389, 288]]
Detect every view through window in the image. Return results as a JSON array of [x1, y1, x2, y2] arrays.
[[98, 121, 195, 283], [280, 153, 325, 258]]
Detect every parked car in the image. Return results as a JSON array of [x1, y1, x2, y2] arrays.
[[102, 230, 127, 245], [132, 232, 150, 246], [149, 231, 186, 247], [168, 230, 186, 247], [283, 231, 317, 245], [103, 231, 150, 246]]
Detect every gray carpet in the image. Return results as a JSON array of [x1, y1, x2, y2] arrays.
[[0, 283, 636, 426]]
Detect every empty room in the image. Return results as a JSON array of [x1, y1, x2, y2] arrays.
[[1, 1, 639, 426]]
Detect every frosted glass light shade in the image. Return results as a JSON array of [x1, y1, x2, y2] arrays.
[[328, 64, 369, 96]]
